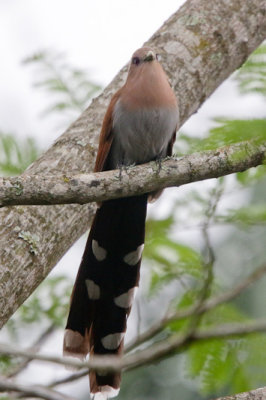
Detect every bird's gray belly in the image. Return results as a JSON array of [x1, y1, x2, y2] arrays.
[[111, 102, 178, 168]]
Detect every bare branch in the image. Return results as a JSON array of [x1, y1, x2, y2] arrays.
[[1, 319, 266, 374], [0, 344, 94, 370], [187, 182, 223, 331], [48, 371, 87, 388], [126, 262, 266, 351], [7, 324, 56, 378], [0, 141, 265, 207], [123, 319, 266, 371], [0, 378, 74, 400]]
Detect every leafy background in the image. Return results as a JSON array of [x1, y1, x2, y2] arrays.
[[0, 37, 266, 400]]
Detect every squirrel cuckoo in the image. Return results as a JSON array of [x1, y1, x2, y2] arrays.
[[64, 47, 179, 399]]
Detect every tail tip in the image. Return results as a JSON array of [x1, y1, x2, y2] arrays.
[[91, 386, 120, 399]]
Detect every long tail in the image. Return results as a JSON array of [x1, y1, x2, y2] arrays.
[[64, 194, 148, 398]]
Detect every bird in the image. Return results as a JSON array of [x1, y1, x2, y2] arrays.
[[63, 46, 179, 399]]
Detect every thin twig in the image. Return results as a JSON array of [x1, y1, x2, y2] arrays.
[[48, 370, 87, 388], [1, 319, 266, 374], [122, 319, 266, 372], [135, 296, 142, 339], [7, 324, 56, 378], [126, 262, 266, 352], [153, 183, 222, 351], [188, 182, 224, 330], [0, 378, 74, 400], [0, 345, 120, 372]]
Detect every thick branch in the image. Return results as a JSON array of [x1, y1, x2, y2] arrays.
[[0, 141, 265, 206], [215, 387, 266, 400], [1, 0, 265, 327]]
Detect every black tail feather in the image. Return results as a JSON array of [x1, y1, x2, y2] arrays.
[[64, 194, 148, 395]]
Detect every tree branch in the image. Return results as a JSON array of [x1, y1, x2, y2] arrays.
[[1, 319, 266, 373], [0, 141, 265, 206], [126, 262, 266, 352], [214, 386, 266, 400], [0, 378, 74, 400], [48, 371, 88, 388], [1, 0, 265, 328], [122, 319, 266, 372], [7, 324, 56, 378]]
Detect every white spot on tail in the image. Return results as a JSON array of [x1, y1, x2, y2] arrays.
[[101, 332, 124, 350], [63, 329, 87, 367], [114, 287, 137, 308], [92, 240, 107, 261], [123, 244, 144, 266], [86, 279, 100, 300], [92, 386, 120, 399], [64, 329, 84, 350]]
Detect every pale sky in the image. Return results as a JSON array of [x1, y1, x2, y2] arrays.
[[0, 0, 185, 147]]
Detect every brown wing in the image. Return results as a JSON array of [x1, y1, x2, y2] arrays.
[[148, 129, 177, 202], [166, 130, 177, 157], [94, 90, 122, 172]]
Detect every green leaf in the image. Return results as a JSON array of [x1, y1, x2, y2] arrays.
[[241, 334, 266, 389], [7, 276, 72, 330], [168, 290, 197, 332], [202, 119, 265, 151], [187, 338, 234, 394], [144, 217, 203, 294], [23, 49, 102, 117], [236, 164, 266, 185], [0, 132, 39, 176], [220, 205, 266, 225], [184, 297, 266, 396], [0, 355, 13, 374], [236, 43, 266, 97]]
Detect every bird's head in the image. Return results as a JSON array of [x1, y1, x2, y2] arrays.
[[130, 47, 159, 67]]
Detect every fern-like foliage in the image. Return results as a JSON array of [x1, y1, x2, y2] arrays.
[[0, 132, 38, 176], [236, 44, 266, 97], [23, 50, 101, 117]]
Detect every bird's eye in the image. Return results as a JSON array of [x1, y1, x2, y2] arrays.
[[132, 57, 140, 65], [156, 53, 161, 61]]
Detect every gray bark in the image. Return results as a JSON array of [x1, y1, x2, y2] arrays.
[[0, 0, 265, 328], [214, 387, 266, 400], [0, 141, 265, 206]]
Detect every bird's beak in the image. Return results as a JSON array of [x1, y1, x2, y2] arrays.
[[144, 50, 155, 62]]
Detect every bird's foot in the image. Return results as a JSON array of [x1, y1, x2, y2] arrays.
[[155, 157, 163, 174]]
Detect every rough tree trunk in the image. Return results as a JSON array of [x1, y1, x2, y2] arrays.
[[0, 0, 265, 328], [215, 386, 266, 400]]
